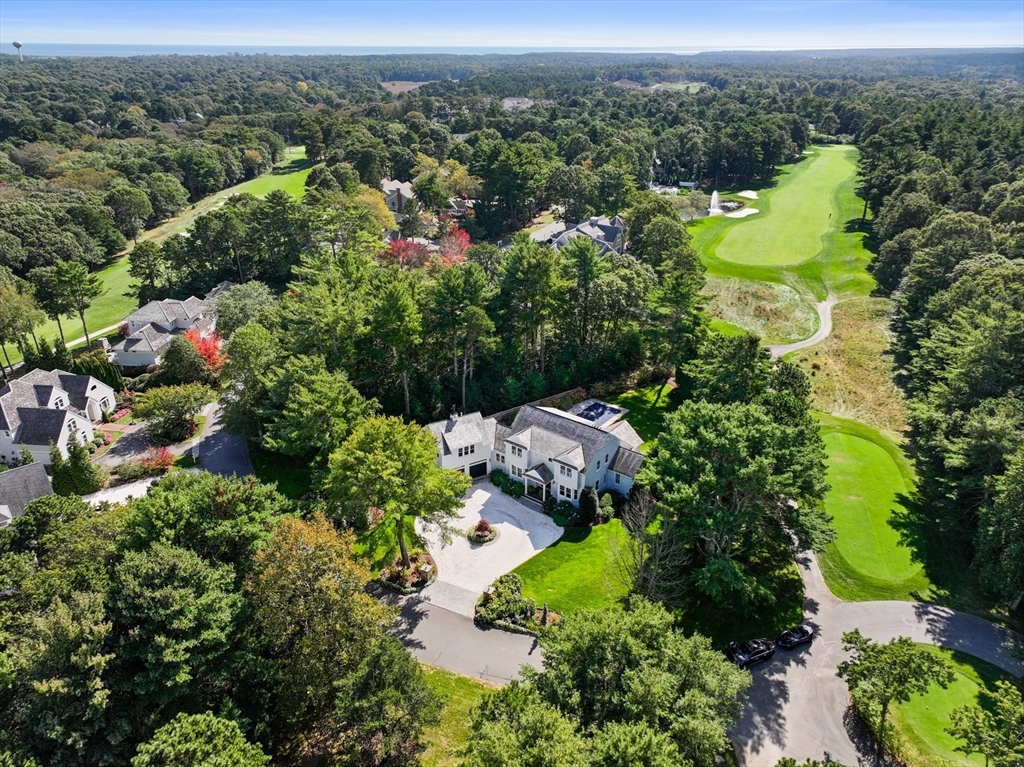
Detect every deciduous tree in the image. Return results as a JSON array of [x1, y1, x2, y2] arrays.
[[131, 712, 269, 767]]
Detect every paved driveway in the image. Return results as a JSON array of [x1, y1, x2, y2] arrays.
[[415, 485, 563, 616]]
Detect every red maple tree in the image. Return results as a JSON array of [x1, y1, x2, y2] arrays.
[[184, 329, 226, 373], [436, 226, 470, 267], [379, 239, 430, 269]]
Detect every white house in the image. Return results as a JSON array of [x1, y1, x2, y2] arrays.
[[426, 399, 645, 504], [0, 369, 115, 465], [382, 178, 415, 216], [109, 296, 215, 369], [552, 215, 626, 255]]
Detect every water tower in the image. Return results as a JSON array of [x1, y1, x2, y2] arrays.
[[12, 42, 23, 62]]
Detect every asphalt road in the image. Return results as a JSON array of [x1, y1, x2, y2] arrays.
[[768, 296, 838, 359], [384, 590, 543, 685], [732, 550, 1023, 766]]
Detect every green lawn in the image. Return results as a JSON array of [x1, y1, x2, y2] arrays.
[[710, 145, 857, 267], [248, 444, 313, 500], [815, 413, 936, 602], [420, 665, 494, 767], [708, 317, 749, 336], [2, 147, 313, 368], [513, 520, 631, 615], [353, 516, 426, 574], [605, 382, 677, 454], [891, 646, 1016, 767]]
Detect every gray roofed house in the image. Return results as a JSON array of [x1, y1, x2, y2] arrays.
[[0, 463, 53, 527], [0, 369, 115, 466], [552, 215, 626, 255], [424, 398, 644, 504], [382, 178, 415, 216], [110, 294, 217, 369]]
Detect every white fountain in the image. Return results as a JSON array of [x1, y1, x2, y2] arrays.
[[708, 190, 724, 216]]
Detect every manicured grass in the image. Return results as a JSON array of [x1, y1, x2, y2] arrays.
[[605, 382, 677, 454], [891, 646, 1016, 767], [230, 148, 313, 199], [815, 413, 936, 602], [513, 520, 631, 614], [690, 145, 875, 303], [353, 516, 426, 574], [708, 317, 748, 336], [711, 145, 858, 267], [420, 665, 494, 767]]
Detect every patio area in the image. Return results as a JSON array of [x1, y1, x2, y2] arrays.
[[414, 484, 564, 616]]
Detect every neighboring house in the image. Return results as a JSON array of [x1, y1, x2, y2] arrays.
[[109, 296, 215, 369], [426, 399, 644, 504], [0, 462, 53, 528], [552, 215, 626, 255], [382, 178, 415, 216], [446, 197, 474, 216], [501, 97, 534, 112], [0, 369, 115, 465]]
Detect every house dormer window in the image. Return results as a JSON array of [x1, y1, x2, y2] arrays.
[[54, 398, 64, 409]]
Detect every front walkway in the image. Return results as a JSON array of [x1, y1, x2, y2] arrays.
[[414, 485, 563, 616]]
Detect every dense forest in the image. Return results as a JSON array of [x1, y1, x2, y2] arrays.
[[0, 47, 1022, 766]]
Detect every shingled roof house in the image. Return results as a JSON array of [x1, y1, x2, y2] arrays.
[[552, 215, 626, 255], [0, 463, 53, 528], [382, 178, 415, 216], [426, 399, 644, 504], [0, 369, 115, 466], [109, 296, 215, 369]]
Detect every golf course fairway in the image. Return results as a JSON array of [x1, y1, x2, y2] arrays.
[[714, 145, 858, 266], [816, 415, 934, 601]]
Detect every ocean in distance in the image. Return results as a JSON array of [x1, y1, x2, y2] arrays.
[[6, 43, 710, 58]]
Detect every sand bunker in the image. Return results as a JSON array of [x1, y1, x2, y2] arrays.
[[736, 190, 759, 199], [803, 150, 815, 155], [726, 208, 759, 218]]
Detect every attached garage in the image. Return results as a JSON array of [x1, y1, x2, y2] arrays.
[[468, 461, 488, 479]]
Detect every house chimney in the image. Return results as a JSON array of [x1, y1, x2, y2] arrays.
[[589, 216, 599, 226], [449, 405, 458, 423]]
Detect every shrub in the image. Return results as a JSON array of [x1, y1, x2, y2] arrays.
[[115, 460, 148, 481], [490, 468, 505, 486], [578, 486, 599, 526], [542, 496, 558, 516], [103, 433, 113, 446], [598, 492, 616, 523], [475, 518, 492, 535], [507, 479, 524, 498], [141, 446, 175, 475], [476, 574, 536, 627]]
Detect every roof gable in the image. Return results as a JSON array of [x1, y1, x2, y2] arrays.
[[0, 463, 53, 526]]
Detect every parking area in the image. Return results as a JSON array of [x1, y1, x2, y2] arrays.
[[415, 484, 564, 616]]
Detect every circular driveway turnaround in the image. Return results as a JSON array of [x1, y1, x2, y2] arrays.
[[415, 485, 563, 616], [731, 550, 1023, 766]]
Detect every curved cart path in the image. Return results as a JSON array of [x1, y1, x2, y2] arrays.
[[768, 295, 838, 359], [732, 549, 1022, 766]]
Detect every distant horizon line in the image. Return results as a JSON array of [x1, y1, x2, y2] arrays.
[[3, 42, 1022, 58]]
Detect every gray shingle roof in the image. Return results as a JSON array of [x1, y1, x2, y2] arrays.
[[493, 424, 511, 452], [124, 297, 209, 328], [0, 370, 103, 432], [16, 409, 71, 446], [508, 405, 611, 467], [0, 463, 53, 526], [111, 324, 176, 354], [524, 462, 554, 484], [610, 447, 644, 479], [608, 420, 643, 451], [426, 412, 490, 455]]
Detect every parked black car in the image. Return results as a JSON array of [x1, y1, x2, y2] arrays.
[[776, 624, 815, 650], [725, 639, 776, 669]]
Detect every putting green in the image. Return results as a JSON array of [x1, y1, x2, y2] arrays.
[[714, 145, 858, 267]]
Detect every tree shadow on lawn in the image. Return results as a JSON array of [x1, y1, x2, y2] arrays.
[[888, 490, 1016, 628], [271, 156, 312, 175]]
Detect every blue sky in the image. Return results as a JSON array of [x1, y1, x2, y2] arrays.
[[1, 0, 1022, 50]]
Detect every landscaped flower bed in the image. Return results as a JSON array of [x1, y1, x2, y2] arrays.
[[466, 518, 499, 545], [475, 573, 560, 635], [380, 553, 437, 594], [110, 407, 132, 422]]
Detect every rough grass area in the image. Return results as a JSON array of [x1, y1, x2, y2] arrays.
[[816, 414, 934, 602], [513, 520, 631, 614], [890, 646, 1015, 767], [420, 665, 494, 767], [605, 382, 677, 454], [381, 80, 434, 94], [702, 275, 818, 344], [792, 297, 907, 440]]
